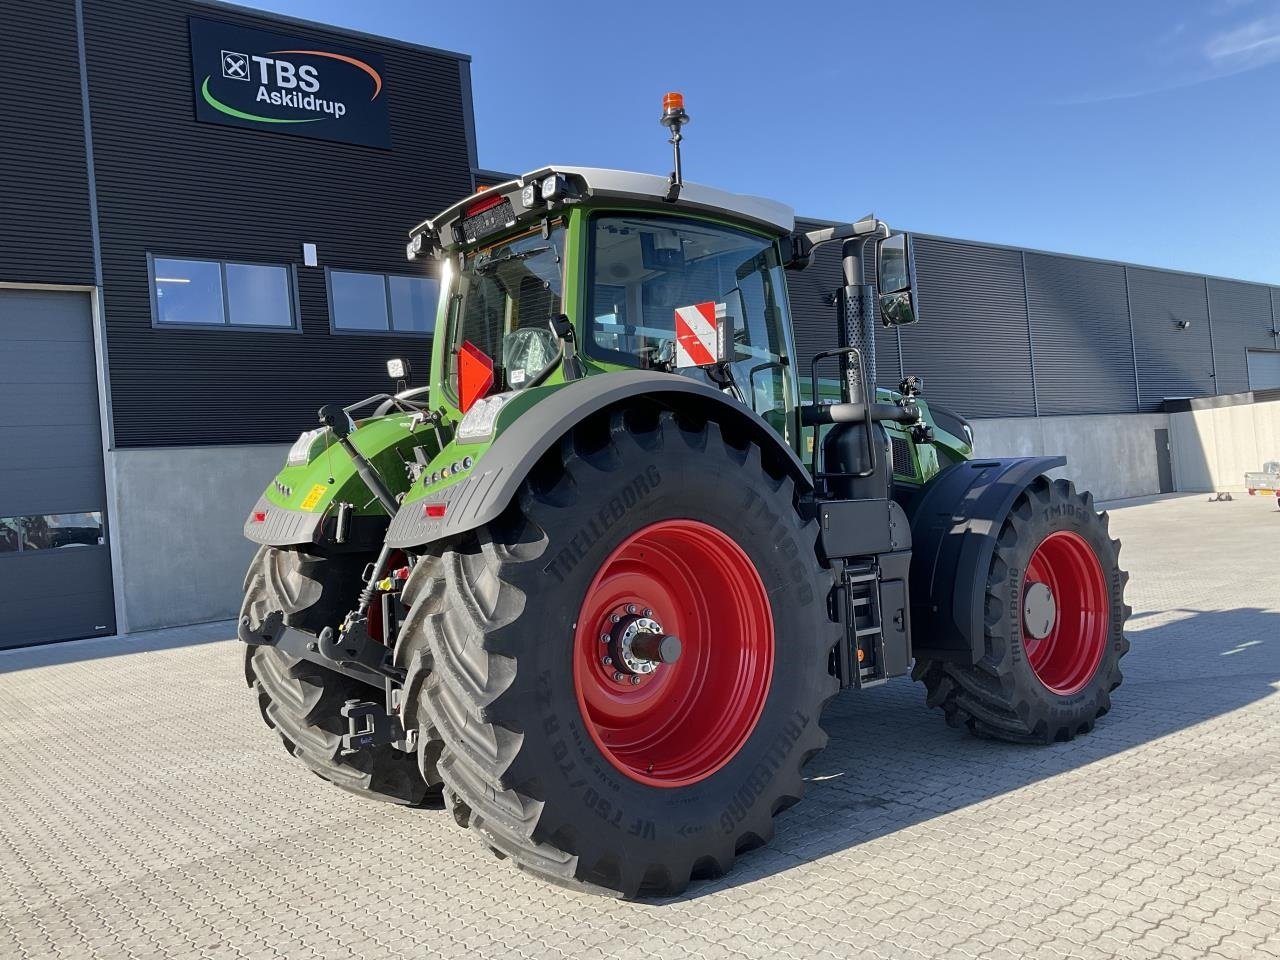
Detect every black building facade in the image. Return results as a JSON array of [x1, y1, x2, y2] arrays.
[[1, 0, 476, 646]]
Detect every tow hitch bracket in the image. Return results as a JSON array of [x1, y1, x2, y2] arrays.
[[340, 699, 412, 755]]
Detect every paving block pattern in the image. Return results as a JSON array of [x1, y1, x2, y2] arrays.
[[0, 494, 1277, 959]]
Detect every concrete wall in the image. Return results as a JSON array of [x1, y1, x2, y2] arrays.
[[106, 443, 289, 633], [1168, 398, 1280, 492], [969, 413, 1169, 501]]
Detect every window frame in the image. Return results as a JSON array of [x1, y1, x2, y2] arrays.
[[147, 253, 301, 333], [325, 267, 439, 337]]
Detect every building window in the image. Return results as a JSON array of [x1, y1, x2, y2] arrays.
[[150, 256, 297, 329], [0, 513, 104, 553], [328, 269, 438, 334]]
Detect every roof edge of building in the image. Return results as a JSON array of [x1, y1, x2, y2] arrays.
[[190, 0, 472, 62]]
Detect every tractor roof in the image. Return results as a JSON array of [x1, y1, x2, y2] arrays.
[[411, 166, 795, 250]]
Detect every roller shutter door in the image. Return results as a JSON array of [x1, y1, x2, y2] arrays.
[[0, 289, 115, 647]]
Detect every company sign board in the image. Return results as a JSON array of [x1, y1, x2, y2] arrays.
[[189, 17, 391, 148]]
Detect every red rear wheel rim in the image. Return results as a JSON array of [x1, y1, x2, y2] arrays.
[[1022, 530, 1108, 695], [573, 519, 774, 788]]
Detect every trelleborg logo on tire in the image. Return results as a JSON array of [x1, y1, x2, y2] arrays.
[[190, 16, 391, 147]]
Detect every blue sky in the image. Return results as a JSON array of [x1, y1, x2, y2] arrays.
[[251, 0, 1280, 283]]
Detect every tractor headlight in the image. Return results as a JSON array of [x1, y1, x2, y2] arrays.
[[286, 427, 327, 467], [520, 183, 537, 208], [456, 392, 511, 442]]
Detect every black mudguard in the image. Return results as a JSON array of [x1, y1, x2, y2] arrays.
[[907, 456, 1066, 665], [385, 370, 812, 549]]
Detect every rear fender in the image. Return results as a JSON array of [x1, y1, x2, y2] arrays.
[[245, 414, 435, 550], [907, 456, 1066, 664], [385, 370, 811, 548]]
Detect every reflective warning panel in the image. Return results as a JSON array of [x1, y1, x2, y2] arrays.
[[189, 16, 391, 148], [674, 301, 728, 368]]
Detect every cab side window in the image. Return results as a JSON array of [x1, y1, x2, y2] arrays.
[[586, 214, 789, 387]]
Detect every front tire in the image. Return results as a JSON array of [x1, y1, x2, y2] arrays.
[[395, 409, 840, 897], [914, 476, 1130, 743]]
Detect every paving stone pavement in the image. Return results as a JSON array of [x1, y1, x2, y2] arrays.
[[0, 493, 1277, 960]]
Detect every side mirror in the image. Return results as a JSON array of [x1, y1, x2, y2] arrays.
[[876, 233, 920, 326], [386, 357, 412, 382], [673, 300, 735, 368]]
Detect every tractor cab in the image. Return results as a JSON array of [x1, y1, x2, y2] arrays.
[[403, 97, 955, 504]]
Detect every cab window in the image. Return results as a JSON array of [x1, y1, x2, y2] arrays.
[[585, 213, 792, 419]]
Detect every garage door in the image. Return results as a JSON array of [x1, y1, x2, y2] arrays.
[[0, 289, 115, 648], [1247, 349, 1280, 391]]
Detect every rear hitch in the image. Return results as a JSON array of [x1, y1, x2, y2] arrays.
[[340, 699, 414, 755]]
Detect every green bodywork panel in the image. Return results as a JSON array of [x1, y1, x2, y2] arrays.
[[261, 413, 442, 518]]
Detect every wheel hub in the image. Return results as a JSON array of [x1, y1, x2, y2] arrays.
[[607, 611, 681, 678], [1022, 581, 1057, 640]]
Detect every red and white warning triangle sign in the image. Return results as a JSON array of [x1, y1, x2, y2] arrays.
[[674, 301, 726, 367]]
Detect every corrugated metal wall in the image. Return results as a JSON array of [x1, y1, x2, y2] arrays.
[[1207, 279, 1275, 396], [901, 238, 1035, 418], [1127, 267, 1213, 411], [1024, 253, 1136, 416], [83, 0, 474, 446], [0, 0, 95, 285], [787, 229, 1280, 419]]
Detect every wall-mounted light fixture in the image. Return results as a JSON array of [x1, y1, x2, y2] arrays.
[[1175, 319, 1192, 330]]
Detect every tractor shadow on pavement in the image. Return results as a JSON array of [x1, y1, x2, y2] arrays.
[[665, 606, 1280, 902]]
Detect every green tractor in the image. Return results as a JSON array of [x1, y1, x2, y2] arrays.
[[238, 94, 1129, 897]]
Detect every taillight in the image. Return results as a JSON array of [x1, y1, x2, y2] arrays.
[[465, 191, 505, 217], [424, 503, 447, 519], [457, 340, 494, 413]]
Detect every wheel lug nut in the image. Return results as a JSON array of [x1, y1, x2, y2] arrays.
[[626, 604, 638, 615], [602, 656, 612, 666], [629, 676, 641, 686], [613, 671, 625, 682], [599, 634, 609, 643], [642, 608, 652, 617], [611, 614, 621, 624]]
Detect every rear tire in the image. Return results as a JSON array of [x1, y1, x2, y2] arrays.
[[394, 409, 840, 897], [241, 545, 439, 805], [913, 476, 1130, 744]]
